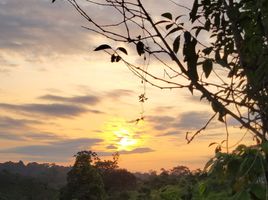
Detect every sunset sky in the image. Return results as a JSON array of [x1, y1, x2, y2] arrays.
[[0, 0, 254, 172]]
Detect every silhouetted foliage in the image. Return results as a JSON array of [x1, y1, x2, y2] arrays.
[[60, 151, 105, 200], [0, 170, 58, 200]]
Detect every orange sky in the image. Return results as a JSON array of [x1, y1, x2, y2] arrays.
[[0, 0, 254, 172]]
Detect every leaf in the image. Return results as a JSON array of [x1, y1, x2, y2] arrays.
[[116, 56, 121, 62], [52, 0, 56, 3], [204, 158, 214, 171], [173, 35, 180, 53], [189, 0, 199, 22], [166, 27, 183, 37], [250, 184, 266, 200], [161, 12, 172, 20], [175, 15, 184, 22], [208, 142, 217, 147], [165, 23, 174, 30], [195, 26, 204, 37], [261, 142, 268, 154], [232, 190, 251, 200], [202, 47, 213, 55], [202, 59, 213, 78], [111, 54, 116, 63], [136, 41, 145, 56], [117, 47, 128, 55], [94, 44, 112, 51]]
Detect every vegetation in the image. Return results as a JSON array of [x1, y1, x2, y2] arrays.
[[50, 0, 268, 198], [1, 0, 268, 199]]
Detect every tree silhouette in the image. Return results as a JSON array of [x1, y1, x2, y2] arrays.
[[60, 151, 105, 200]]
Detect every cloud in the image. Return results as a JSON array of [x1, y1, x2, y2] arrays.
[[39, 94, 101, 105], [147, 115, 177, 130], [106, 89, 134, 100], [0, 0, 90, 56], [172, 111, 212, 130], [148, 111, 215, 132], [157, 131, 182, 137], [0, 103, 92, 118], [0, 116, 42, 129], [119, 147, 154, 155], [106, 145, 117, 150], [0, 138, 103, 162]]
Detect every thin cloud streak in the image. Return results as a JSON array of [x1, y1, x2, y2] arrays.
[[0, 103, 91, 118]]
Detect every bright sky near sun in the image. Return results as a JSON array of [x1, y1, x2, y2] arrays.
[[0, 0, 254, 172]]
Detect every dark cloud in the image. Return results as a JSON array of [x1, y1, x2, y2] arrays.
[[0, 131, 25, 141], [0, 116, 42, 129], [172, 111, 212, 130], [0, 0, 90, 56], [120, 147, 154, 155], [147, 115, 177, 130], [157, 131, 182, 137], [0, 129, 63, 142], [0, 138, 103, 162], [149, 111, 215, 132], [39, 94, 101, 105], [0, 103, 92, 118]]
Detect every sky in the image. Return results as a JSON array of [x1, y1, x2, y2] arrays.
[[0, 0, 254, 172]]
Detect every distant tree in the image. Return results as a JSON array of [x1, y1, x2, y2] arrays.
[[60, 151, 105, 200]]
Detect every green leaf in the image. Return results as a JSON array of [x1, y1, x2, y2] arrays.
[[199, 182, 207, 196], [94, 44, 112, 51], [261, 141, 268, 154], [117, 47, 128, 55], [173, 35, 180, 53], [250, 184, 266, 200], [232, 190, 251, 200], [161, 12, 172, 20], [166, 27, 183, 37], [136, 41, 145, 56], [202, 59, 213, 78]]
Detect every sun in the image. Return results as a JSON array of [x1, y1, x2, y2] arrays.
[[114, 129, 137, 150]]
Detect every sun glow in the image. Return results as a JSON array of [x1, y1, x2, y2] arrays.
[[114, 129, 137, 150]]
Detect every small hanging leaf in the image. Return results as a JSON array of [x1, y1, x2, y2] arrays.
[[116, 56, 121, 62], [166, 23, 174, 30], [175, 15, 184, 22], [202, 59, 213, 78], [208, 142, 217, 147], [166, 27, 183, 37], [202, 47, 213, 55], [173, 35, 181, 53], [161, 12, 172, 20], [117, 47, 128, 55], [111, 54, 116, 63], [94, 44, 112, 51], [136, 41, 145, 56]]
